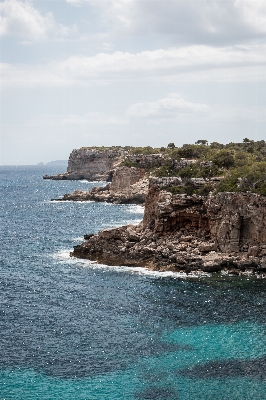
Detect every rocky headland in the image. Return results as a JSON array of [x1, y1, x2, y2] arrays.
[[61, 166, 148, 204], [72, 178, 266, 276], [46, 140, 266, 275], [43, 147, 126, 181]]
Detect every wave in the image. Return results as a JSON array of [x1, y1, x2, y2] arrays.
[[127, 205, 144, 214], [45, 200, 93, 204], [79, 180, 106, 184], [53, 249, 266, 279], [53, 249, 72, 260], [53, 249, 212, 279]]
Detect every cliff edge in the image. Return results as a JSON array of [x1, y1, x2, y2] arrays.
[[43, 148, 126, 181]]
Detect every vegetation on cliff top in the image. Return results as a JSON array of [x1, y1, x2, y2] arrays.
[[78, 139, 266, 195], [157, 139, 266, 195]]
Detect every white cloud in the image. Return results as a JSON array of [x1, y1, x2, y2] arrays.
[[126, 94, 266, 123], [126, 95, 210, 119], [66, 0, 82, 6], [67, 0, 266, 45], [0, 0, 69, 40], [1, 44, 266, 87]]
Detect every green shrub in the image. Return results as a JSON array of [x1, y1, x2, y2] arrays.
[[119, 159, 139, 168], [177, 144, 209, 159], [216, 163, 266, 195], [155, 165, 178, 177], [213, 150, 235, 169], [238, 162, 266, 194], [162, 183, 213, 196], [209, 142, 224, 149], [162, 185, 184, 194], [197, 184, 214, 196], [130, 146, 159, 155], [162, 184, 196, 196]]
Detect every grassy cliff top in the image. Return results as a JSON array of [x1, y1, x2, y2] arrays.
[[78, 139, 266, 195], [78, 145, 162, 154], [159, 139, 266, 195], [78, 139, 266, 158]]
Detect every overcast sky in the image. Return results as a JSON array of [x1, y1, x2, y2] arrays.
[[1, 0, 266, 164]]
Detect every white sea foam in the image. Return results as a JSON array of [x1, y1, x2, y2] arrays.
[[83, 262, 212, 279], [102, 219, 142, 229], [53, 249, 72, 260], [53, 249, 211, 279], [85, 181, 106, 184], [72, 237, 84, 242], [55, 250, 266, 279], [43, 199, 60, 203], [127, 205, 144, 214], [67, 200, 93, 203], [127, 267, 211, 279], [124, 218, 142, 225], [46, 200, 94, 204]]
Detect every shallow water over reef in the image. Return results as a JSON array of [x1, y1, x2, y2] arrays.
[[1, 166, 266, 399]]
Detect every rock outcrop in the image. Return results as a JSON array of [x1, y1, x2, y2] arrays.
[[43, 146, 200, 182], [43, 148, 126, 181], [57, 169, 221, 205], [62, 166, 148, 204], [72, 179, 266, 275], [207, 192, 266, 255]]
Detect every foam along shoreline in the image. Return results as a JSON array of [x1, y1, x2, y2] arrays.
[[56, 248, 266, 280]]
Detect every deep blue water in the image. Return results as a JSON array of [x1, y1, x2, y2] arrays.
[[1, 166, 266, 399]]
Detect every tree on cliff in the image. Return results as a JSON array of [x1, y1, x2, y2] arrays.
[[213, 150, 235, 169], [195, 140, 208, 146], [167, 143, 175, 149]]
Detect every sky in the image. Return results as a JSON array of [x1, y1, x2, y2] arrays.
[[1, 0, 266, 164]]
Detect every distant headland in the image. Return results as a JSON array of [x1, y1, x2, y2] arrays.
[[37, 160, 68, 166]]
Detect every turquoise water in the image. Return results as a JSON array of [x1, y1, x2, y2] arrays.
[[1, 166, 266, 399]]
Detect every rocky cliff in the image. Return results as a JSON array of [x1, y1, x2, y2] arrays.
[[207, 192, 266, 255], [43, 146, 196, 182], [62, 166, 148, 204], [72, 179, 266, 275], [57, 168, 220, 205], [44, 148, 126, 181]]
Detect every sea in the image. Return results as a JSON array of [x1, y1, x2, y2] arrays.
[[1, 165, 266, 400]]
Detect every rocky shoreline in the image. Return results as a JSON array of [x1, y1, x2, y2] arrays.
[[71, 180, 266, 276], [57, 166, 149, 204], [44, 144, 266, 275], [61, 180, 148, 204], [72, 225, 265, 276]]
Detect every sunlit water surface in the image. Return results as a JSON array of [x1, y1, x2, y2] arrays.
[[1, 166, 266, 400]]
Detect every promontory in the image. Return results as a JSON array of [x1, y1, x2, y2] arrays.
[[45, 140, 266, 275]]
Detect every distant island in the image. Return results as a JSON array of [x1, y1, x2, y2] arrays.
[[37, 160, 68, 166], [44, 140, 266, 276]]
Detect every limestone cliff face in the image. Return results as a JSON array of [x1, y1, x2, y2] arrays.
[[143, 181, 266, 255], [143, 183, 209, 236], [61, 166, 148, 204], [72, 178, 266, 274], [66, 148, 124, 180], [43, 148, 193, 181], [43, 147, 199, 182], [44, 148, 125, 181], [109, 166, 146, 191], [207, 192, 266, 255]]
